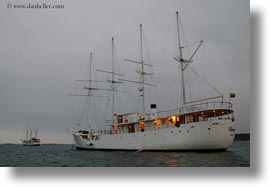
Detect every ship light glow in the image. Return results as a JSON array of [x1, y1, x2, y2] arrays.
[[154, 119, 162, 125], [169, 116, 177, 123]]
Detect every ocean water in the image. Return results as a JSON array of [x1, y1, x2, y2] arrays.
[[0, 141, 249, 167]]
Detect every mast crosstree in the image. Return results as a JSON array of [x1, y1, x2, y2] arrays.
[[96, 38, 127, 123], [120, 24, 156, 116], [174, 11, 210, 105]]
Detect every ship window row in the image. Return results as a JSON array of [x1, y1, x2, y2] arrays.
[[104, 112, 233, 135]]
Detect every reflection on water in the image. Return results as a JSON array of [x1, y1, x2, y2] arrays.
[[134, 152, 186, 167], [163, 154, 185, 167]]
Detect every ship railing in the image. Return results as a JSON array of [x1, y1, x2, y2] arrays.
[[154, 101, 232, 119], [107, 101, 231, 125], [103, 117, 230, 135], [144, 123, 174, 132]]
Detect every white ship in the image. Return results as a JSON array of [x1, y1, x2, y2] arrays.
[[21, 126, 41, 146], [68, 12, 236, 151]]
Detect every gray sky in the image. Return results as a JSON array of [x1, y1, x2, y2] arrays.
[[0, 0, 249, 143]]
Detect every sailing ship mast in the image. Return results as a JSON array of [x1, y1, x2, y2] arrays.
[[110, 37, 122, 121], [121, 24, 155, 116], [139, 24, 146, 114], [176, 11, 186, 105], [97, 37, 126, 124], [174, 11, 204, 106], [86, 53, 93, 128], [70, 52, 106, 129]]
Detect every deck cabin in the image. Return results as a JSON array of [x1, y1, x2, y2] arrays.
[[107, 101, 234, 135]]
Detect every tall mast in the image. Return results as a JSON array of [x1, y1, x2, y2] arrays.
[[69, 52, 109, 129], [111, 37, 115, 121], [140, 24, 146, 114], [121, 24, 156, 116], [88, 52, 93, 95], [175, 12, 209, 105], [176, 11, 186, 105], [96, 38, 126, 124], [86, 52, 93, 129]]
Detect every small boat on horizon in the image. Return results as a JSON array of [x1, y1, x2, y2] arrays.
[[21, 125, 41, 146]]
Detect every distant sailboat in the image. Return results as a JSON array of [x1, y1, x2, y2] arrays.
[[21, 124, 41, 146]]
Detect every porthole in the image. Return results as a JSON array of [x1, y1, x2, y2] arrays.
[[208, 128, 211, 130]]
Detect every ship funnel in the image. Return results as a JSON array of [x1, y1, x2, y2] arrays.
[[150, 104, 157, 119]]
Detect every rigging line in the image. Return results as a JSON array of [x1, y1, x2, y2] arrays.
[[190, 68, 201, 101], [178, 63, 183, 107], [182, 40, 203, 48], [123, 76, 139, 109], [92, 97, 98, 128], [121, 36, 137, 79], [79, 96, 88, 128], [91, 97, 99, 129], [142, 29, 160, 111], [178, 15, 192, 58], [86, 96, 91, 129], [168, 62, 181, 108], [73, 81, 83, 124], [104, 97, 110, 125], [194, 45, 208, 85], [68, 95, 78, 126], [202, 46, 218, 95], [122, 79, 140, 112], [104, 96, 111, 122], [113, 41, 124, 79], [142, 30, 155, 81], [190, 59, 213, 98], [186, 68, 193, 102], [91, 39, 111, 53], [196, 69, 204, 100], [142, 29, 152, 66], [187, 66, 223, 96]]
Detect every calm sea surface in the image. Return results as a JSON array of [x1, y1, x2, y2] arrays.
[[0, 141, 249, 167]]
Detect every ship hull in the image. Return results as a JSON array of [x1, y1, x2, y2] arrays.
[[22, 142, 40, 146], [72, 119, 235, 151]]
